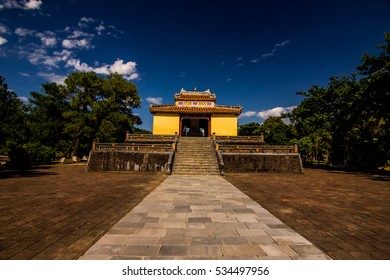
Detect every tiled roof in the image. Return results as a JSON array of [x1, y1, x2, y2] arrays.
[[149, 104, 242, 115]]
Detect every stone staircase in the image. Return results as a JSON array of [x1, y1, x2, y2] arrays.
[[172, 137, 220, 175]]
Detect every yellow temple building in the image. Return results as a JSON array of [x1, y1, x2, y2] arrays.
[[149, 88, 242, 136]]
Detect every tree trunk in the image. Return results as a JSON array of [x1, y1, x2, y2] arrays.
[[62, 128, 83, 159], [72, 136, 81, 161]]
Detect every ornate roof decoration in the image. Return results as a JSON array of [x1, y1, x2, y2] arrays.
[[174, 88, 216, 102], [149, 104, 242, 115], [149, 88, 242, 115]]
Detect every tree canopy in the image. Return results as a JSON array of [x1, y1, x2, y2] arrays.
[[0, 72, 143, 168], [287, 33, 390, 170], [239, 33, 389, 171]]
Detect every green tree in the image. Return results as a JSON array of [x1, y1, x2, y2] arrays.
[[352, 33, 390, 169], [0, 76, 29, 168], [28, 83, 70, 161], [238, 122, 261, 136], [95, 73, 141, 142], [62, 72, 141, 159], [259, 117, 289, 145], [288, 33, 390, 170], [1, 71, 142, 167]]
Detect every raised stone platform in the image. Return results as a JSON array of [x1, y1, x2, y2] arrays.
[[87, 151, 171, 172], [222, 153, 303, 173], [214, 136, 303, 173], [87, 135, 304, 174]]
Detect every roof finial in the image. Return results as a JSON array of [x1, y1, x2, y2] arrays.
[[194, 86, 197, 91]]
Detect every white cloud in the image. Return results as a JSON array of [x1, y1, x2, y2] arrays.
[[36, 31, 57, 47], [62, 38, 93, 49], [225, 78, 232, 82], [15, 27, 35, 36], [0, 23, 9, 34], [6, 16, 130, 80], [66, 58, 139, 80], [146, 97, 163, 105], [0, 0, 42, 10], [238, 111, 256, 119], [250, 58, 260, 63], [24, 0, 42, 9], [41, 37, 56, 47], [257, 106, 296, 119], [260, 40, 291, 60], [67, 30, 92, 39], [17, 96, 29, 102], [109, 59, 138, 79], [275, 40, 291, 48], [0, 36, 7, 45], [78, 17, 95, 28], [38, 72, 67, 84], [66, 58, 92, 72], [27, 48, 72, 68], [18, 72, 31, 77], [96, 23, 105, 35], [261, 52, 274, 58]]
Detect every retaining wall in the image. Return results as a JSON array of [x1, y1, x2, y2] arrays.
[[222, 153, 303, 173], [87, 150, 171, 172]]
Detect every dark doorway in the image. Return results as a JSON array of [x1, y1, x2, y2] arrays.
[[180, 116, 210, 137]]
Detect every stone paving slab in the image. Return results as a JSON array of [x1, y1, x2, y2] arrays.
[[80, 175, 331, 260]]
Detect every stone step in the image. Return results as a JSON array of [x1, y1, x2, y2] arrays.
[[174, 157, 217, 161], [174, 159, 217, 163], [173, 164, 219, 169], [175, 161, 216, 164], [176, 152, 212, 154], [176, 151, 213, 155], [176, 147, 213, 150], [173, 167, 219, 171], [175, 156, 216, 160], [173, 164, 218, 169], [172, 169, 220, 173], [172, 172, 220, 175], [173, 169, 220, 173], [176, 148, 213, 150], [172, 136, 219, 176], [173, 163, 218, 167], [176, 151, 214, 153]]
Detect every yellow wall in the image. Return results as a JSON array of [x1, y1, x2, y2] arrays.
[[211, 115, 238, 136], [153, 114, 180, 135]]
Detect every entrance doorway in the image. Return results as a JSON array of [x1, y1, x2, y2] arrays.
[[180, 115, 210, 137]]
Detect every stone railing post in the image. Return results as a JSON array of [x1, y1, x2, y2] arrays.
[[294, 143, 299, 153], [216, 150, 225, 176], [92, 139, 96, 150], [260, 133, 264, 141]]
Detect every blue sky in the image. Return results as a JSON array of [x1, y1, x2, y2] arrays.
[[1, 0, 389, 131]]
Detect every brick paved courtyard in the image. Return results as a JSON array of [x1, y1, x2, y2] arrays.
[[225, 170, 390, 259], [0, 165, 166, 259], [0, 165, 389, 259]]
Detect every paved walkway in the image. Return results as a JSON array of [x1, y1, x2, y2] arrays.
[[80, 175, 331, 260]]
